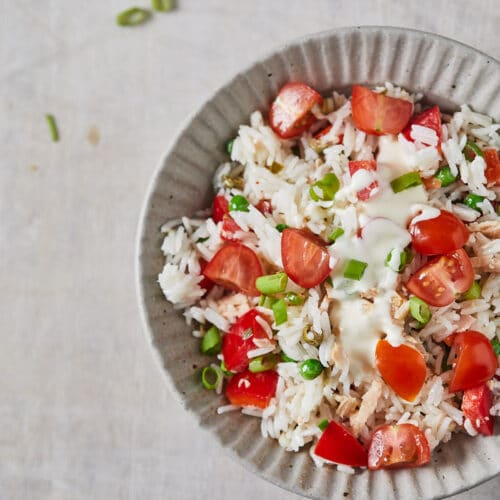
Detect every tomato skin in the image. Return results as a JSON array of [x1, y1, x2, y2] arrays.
[[375, 340, 427, 402], [220, 215, 242, 241], [402, 105, 442, 144], [269, 82, 323, 139], [314, 421, 368, 467], [313, 123, 332, 139], [198, 259, 214, 292], [462, 384, 494, 435], [409, 210, 469, 255], [406, 249, 474, 307], [484, 149, 500, 187], [212, 195, 229, 223], [281, 228, 331, 288], [349, 160, 378, 201], [449, 331, 498, 392], [351, 85, 413, 135], [202, 243, 263, 296], [225, 370, 278, 409], [368, 424, 430, 470], [256, 199, 273, 215]]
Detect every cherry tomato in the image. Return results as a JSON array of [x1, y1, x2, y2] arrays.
[[402, 105, 442, 145], [409, 210, 469, 255], [368, 424, 430, 470], [348, 160, 378, 201], [314, 421, 368, 467], [351, 85, 413, 135], [281, 228, 331, 288], [220, 215, 243, 241], [225, 370, 278, 409], [222, 309, 272, 372], [484, 149, 500, 187], [198, 259, 214, 292], [212, 195, 229, 223], [462, 384, 494, 435], [269, 82, 323, 139], [256, 199, 273, 215], [406, 249, 474, 307], [449, 331, 498, 392], [375, 340, 426, 402], [202, 243, 263, 296]]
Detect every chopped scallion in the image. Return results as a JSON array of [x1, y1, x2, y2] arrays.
[[461, 281, 482, 301], [343, 259, 367, 280], [220, 360, 234, 376], [463, 141, 484, 161], [275, 223, 289, 233], [201, 365, 222, 390], [385, 248, 412, 273], [463, 193, 485, 212], [309, 173, 340, 201], [491, 339, 500, 356], [434, 165, 457, 187], [390, 172, 422, 193], [284, 292, 304, 306], [116, 7, 151, 26], [45, 114, 59, 142], [260, 295, 277, 309], [200, 326, 221, 355], [281, 352, 297, 363], [226, 139, 234, 156], [249, 354, 280, 373], [318, 419, 329, 431], [272, 299, 287, 325], [255, 272, 288, 295], [328, 227, 344, 243], [409, 296, 432, 325], [229, 194, 249, 212]]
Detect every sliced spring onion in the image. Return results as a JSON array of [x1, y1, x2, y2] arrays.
[[385, 248, 412, 273], [116, 7, 151, 26], [284, 292, 304, 306], [45, 114, 59, 142], [434, 165, 457, 187], [229, 194, 249, 212], [491, 339, 500, 356], [200, 326, 221, 355], [281, 352, 297, 363], [272, 299, 287, 325], [463, 193, 485, 212], [309, 173, 340, 201], [259, 295, 277, 309], [409, 296, 432, 325], [318, 419, 329, 431], [255, 272, 288, 295], [226, 139, 234, 156], [275, 223, 289, 233], [299, 359, 324, 380], [302, 327, 323, 347], [390, 172, 422, 193], [201, 366, 222, 390], [220, 360, 234, 376], [461, 281, 482, 301], [249, 354, 280, 373], [328, 227, 344, 243], [343, 259, 368, 280], [151, 0, 175, 12], [463, 141, 484, 161]]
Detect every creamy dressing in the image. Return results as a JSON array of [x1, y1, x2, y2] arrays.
[[409, 204, 441, 225]]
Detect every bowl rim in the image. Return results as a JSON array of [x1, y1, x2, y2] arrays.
[[135, 25, 500, 499]]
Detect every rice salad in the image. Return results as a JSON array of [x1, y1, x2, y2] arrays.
[[158, 82, 500, 472]]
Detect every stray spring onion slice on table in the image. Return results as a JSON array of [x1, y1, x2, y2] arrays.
[[200, 326, 221, 355], [116, 7, 151, 26], [464, 193, 486, 212], [249, 354, 280, 373], [309, 173, 340, 201], [256, 272, 288, 295], [272, 299, 287, 325], [328, 227, 344, 242], [151, 0, 175, 12], [45, 114, 59, 142], [409, 296, 432, 325], [463, 140, 484, 160], [390, 172, 422, 193], [229, 194, 249, 212], [275, 223, 289, 232], [434, 165, 457, 187], [318, 419, 329, 431], [343, 259, 368, 280], [226, 139, 234, 156], [299, 359, 324, 380], [461, 281, 482, 301], [201, 365, 223, 390]]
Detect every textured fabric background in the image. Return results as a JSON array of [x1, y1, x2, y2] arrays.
[[1, 1, 499, 499]]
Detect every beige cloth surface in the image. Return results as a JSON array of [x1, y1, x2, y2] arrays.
[[1, 1, 499, 498]]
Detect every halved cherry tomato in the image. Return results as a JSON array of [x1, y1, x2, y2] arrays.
[[406, 249, 474, 307], [462, 384, 494, 435], [256, 199, 273, 215], [484, 149, 500, 187], [409, 210, 469, 255], [351, 85, 413, 135], [368, 424, 430, 470], [402, 105, 442, 145], [220, 215, 243, 241], [225, 370, 278, 409], [375, 339, 426, 402], [349, 160, 378, 201], [212, 195, 229, 223], [449, 331, 498, 392], [269, 82, 323, 139], [314, 421, 368, 467], [202, 243, 263, 296], [281, 228, 331, 288], [199, 259, 214, 292], [222, 309, 272, 372]]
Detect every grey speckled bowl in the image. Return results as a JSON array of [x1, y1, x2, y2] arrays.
[[136, 27, 500, 500]]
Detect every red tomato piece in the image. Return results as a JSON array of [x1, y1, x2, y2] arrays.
[[220, 215, 243, 241], [449, 331, 498, 392], [255, 199, 273, 215], [198, 259, 214, 292], [202, 243, 263, 296], [484, 149, 500, 187], [212, 195, 229, 223], [375, 340, 427, 402], [406, 249, 474, 307], [269, 82, 323, 139], [222, 309, 272, 372], [422, 177, 442, 190], [281, 228, 331, 288], [348, 160, 379, 201], [314, 421, 368, 467], [409, 210, 469, 255], [402, 105, 442, 145], [225, 370, 278, 409], [313, 123, 332, 139], [351, 85, 413, 135], [368, 424, 430, 470], [462, 384, 494, 435]]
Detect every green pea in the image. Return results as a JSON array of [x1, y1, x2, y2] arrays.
[[229, 195, 250, 212], [299, 359, 324, 380]]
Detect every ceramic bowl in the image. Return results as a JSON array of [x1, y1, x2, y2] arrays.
[[136, 26, 500, 499]]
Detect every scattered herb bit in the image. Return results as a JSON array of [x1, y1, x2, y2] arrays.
[[390, 172, 422, 193], [309, 173, 340, 201], [45, 114, 59, 142], [151, 0, 175, 12], [463, 193, 485, 212], [343, 259, 367, 281], [276, 223, 289, 233], [226, 139, 234, 156], [281, 352, 297, 363], [328, 227, 344, 243], [434, 165, 457, 187], [284, 292, 304, 306], [318, 419, 329, 431], [195, 236, 209, 244], [491, 339, 500, 356], [116, 7, 151, 26]]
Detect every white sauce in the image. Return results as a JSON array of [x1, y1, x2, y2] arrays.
[[409, 204, 441, 225]]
